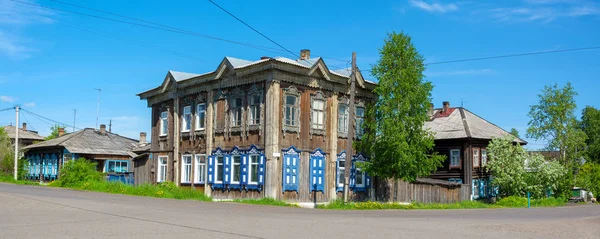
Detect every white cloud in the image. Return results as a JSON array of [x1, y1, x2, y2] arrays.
[[488, 0, 600, 23], [409, 0, 459, 13], [426, 69, 494, 77], [0, 95, 15, 103], [23, 102, 35, 107], [0, 32, 34, 59], [0, 0, 54, 59]]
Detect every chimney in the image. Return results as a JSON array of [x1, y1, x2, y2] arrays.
[[300, 49, 310, 60], [58, 127, 65, 137], [428, 103, 434, 117], [139, 132, 147, 145], [100, 124, 106, 134], [260, 56, 270, 60], [22, 123, 27, 131], [442, 101, 450, 112]]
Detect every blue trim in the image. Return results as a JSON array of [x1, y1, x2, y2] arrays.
[[104, 160, 130, 173], [336, 151, 347, 192], [309, 148, 325, 192], [282, 146, 300, 192]]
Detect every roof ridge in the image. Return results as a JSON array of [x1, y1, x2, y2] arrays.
[[460, 107, 527, 143], [458, 108, 472, 138]]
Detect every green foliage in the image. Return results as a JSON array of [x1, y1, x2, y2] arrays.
[[54, 158, 103, 187], [510, 128, 520, 138], [496, 196, 566, 208], [73, 181, 211, 201], [526, 82, 587, 168], [45, 125, 67, 140], [575, 162, 600, 196], [525, 153, 568, 198], [581, 106, 600, 163], [232, 198, 298, 207], [319, 197, 566, 210], [0, 127, 15, 176], [0, 174, 39, 185], [357, 32, 445, 182]]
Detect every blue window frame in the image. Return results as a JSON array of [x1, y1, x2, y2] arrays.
[[309, 148, 326, 192], [336, 151, 347, 192], [210, 148, 226, 189], [229, 147, 243, 190], [336, 152, 370, 192], [245, 145, 265, 191], [105, 160, 129, 173], [282, 146, 300, 192]]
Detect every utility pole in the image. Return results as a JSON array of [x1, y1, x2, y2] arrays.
[[73, 109, 77, 132], [14, 106, 19, 180], [95, 88, 102, 129], [343, 52, 356, 202]]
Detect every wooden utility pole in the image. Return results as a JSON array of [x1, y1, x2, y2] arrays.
[[14, 106, 19, 180], [343, 52, 356, 202]]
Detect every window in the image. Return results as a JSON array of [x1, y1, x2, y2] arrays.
[[450, 149, 461, 167], [160, 111, 168, 136], [105, 160, 129, 173], [248, 95, 261, 125], [195, 104, 206, 130], [337, 159, 345, 188], [338, 104, 348, 134], [230, 97, 243, 127], [216, 156, 224, 183], [311, 99, 325, 130], [473, 148, 480, 167], [249, 155, 259, 184], [355, 167, 365, 187], [157, 156, 168, 183], [284, 95, 299, 126], [481, 149, 487, 166], [309, 149, 325, 192], [282, 147, 300, 192], [182, 106, 192, 132], [232, 155, 241, 184], [181, 155, 192, 183], [355, 107, 365, 137], [195, 154, 206, 183]]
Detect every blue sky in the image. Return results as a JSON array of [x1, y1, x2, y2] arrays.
[[1, 0, 599, 149]]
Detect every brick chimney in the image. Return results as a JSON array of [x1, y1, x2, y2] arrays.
[[58, 127, 65, 137], [300, 49, 310, 60], [22, 123, 27, 131], [261, 56, 270, 60], [442, 101, 450, 112], [139, 132, 147, 145], [100, 124, 106, 134]]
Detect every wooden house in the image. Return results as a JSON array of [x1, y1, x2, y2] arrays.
[[22, 124, 141, 182], [137, 50, 377, 202], [424, 101, 527, 200], [3, 123, 44, 148]]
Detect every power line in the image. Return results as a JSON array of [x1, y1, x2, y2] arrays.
[[207, 0, 299, 58], [21, 108, 80, 130], [425, 46, 600, 65], [20, 110, 34, 131], [0, 107, 14, 112]]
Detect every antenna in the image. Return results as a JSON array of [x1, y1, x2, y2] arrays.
[[94, 88, 102, 129], [73, 109, 77, 132]]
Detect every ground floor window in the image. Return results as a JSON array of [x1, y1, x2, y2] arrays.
[[181, 155, 192, 183], [216, 156, 224, 183], [195, 154, 206, 184], [105, 160, 129, 173], [249, 155, 259, 184], [157, 156, 168, 183]]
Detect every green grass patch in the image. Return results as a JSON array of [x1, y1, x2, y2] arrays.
[[496, 196, 567, 208], [62, 180, 212, 202], [319, 197, 566, 210], [232, 198, 299, 207], [0, 174, 40, 186]]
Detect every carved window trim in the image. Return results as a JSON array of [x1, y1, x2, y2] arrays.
[[354, 100, 366, 139], [246, 84, 263, 135], [338, 96, 349, 138], [310, 91, 327, 138], [227, 88, 245, 135], [213, 90, 226, 134], [282, 85, 301, 138]]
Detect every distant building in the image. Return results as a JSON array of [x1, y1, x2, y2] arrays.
[[3, 123, 45, 148], [424, 101, 527, 200]]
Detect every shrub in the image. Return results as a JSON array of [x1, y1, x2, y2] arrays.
[[55, 158, 103, 187], [496, 196, 528, 207]]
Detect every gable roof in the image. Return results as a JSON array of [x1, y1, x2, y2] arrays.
[[424, 107, 527, 144], [169, 70, 202, 82], [2, 125, 44, 141], [22, 128, 139, 157]]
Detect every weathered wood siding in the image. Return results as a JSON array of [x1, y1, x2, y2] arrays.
[[375, 178, 470, 203], [133, 156, 152, 185]]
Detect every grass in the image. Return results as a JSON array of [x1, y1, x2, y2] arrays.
[[0, 174, 40, 186], [232, 198, 299, 207]]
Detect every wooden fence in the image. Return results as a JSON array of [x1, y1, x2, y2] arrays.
[[375, 178, 471, 203]]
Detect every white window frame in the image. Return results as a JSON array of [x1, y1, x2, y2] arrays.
[[355, 163, 366, 187], [195, 103, 206, 131], [160, 111, 168, 136], [195, 154, 206, 184], [215, 155, 224, 183], [182, 106, 192, 132], [450, 149, 461, 168], [473, 148, 480, 167], [355, 106, 365, 138], [481, 149, 487, 166], [230, 97, 243, 127], [311, 98, 325, 130], [336, 159, 345, 188], [181, 155, 192, 183], [248, 154, 260, 184], [231, 155, 241, 184], [338, 104, 349, 134], [248, 94, 261, 126], [157, 156, 168, 183]]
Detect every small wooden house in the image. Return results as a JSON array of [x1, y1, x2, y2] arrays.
[[424, 101, 527, 200], [3, 123, 44, 148]]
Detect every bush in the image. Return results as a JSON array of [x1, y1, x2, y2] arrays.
[[496, 196, 566, 207], [55, 158, 103, 187], [496, 196, 528, 207]]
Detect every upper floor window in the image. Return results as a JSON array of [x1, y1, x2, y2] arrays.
[[338, 104, 349, 135], [355, 106, 365, 137], [450, 149, 460, 168], [248, 94, 261, 125], [311, 92, 326, 131], [230, 97, 243, 127], [160, 111, 168, 136], [481, 149, 488, 166], [196, 104, 206, 130], [285, 95, 299, 127], [473, 148, 480, 167], [182, 106, 192, 132]]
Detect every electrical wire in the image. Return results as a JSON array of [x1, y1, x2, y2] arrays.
[[21, 108, 80, 130], [0, 107, 14, 112], [20, 110, 34, 131]]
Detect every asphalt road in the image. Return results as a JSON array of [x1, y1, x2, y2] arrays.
[[1, 183, 599, 239]]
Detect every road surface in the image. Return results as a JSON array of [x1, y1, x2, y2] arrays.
[[1, 183, 599, 239]]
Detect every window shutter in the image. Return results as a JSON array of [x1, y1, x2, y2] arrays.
[[309, 150, 325, 192], [349, 162, 356, 189], [479, 180, 485, 198], [207, 156, 214, 184], [282, 154, 300, 192], [241, 155, 248, 187], [336, 160, 342, 192], [258, 154, 265, 186], [366, 173, 371, 188], [224, 155, 231, 185]]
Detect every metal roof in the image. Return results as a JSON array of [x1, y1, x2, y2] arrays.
[[169, 70, 202, 82], [2, 125, 44, 141]]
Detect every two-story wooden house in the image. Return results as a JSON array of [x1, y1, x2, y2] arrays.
[[424, 101, 527, 200], [138, 50, 377, 202]]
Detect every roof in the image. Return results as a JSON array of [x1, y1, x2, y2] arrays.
[[22, 128, 139, 157], [169, 70, 202, 82], [424, 107, 527, 144], [2, 125, 44, 141]]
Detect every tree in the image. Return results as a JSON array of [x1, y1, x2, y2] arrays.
[[575, 162, 600, 197], [581, 106, 600, 163], [357, 32, 445, 184], [526, 82, 587, 167], [525, 153, 568, 198], [510, 128, 520, 138], [45, 125, 66, 140], [0, 127, 15, 176]]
